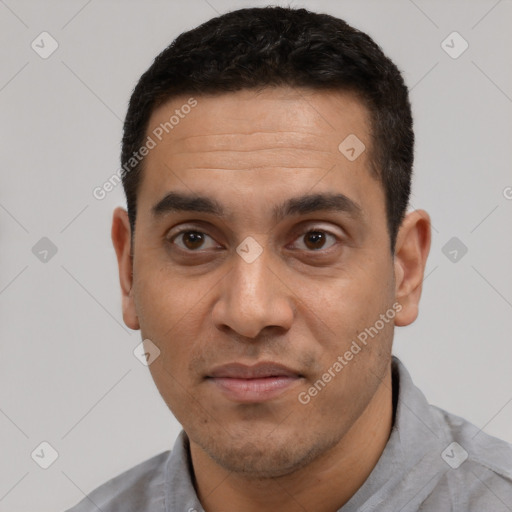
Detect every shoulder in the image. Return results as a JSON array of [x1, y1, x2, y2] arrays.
[[63, 450, 171, 512], [391, 358, 512, 510], [427, 404, 512, 510], [434, 404, 512, 478]]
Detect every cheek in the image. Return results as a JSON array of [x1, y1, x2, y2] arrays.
[[299, 260, 392, 343], [135, 259, 203, 329], [133, 266, 207, 372], [146, 358, 207, 431]]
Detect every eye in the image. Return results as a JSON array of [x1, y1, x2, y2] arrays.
[[170, 230, 219, 251], [168, 227, 340, 253], [291, 229, 339, 251]]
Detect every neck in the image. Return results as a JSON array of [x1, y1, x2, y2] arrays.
[[190, 368, 393, 512]]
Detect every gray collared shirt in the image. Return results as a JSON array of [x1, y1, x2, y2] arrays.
[[65, 356, 512, 511]]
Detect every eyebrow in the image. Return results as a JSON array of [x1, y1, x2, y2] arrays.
[[151, 191, 364, 223]]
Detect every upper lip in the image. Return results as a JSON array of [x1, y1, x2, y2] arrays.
[[207, 362, 301, 379]]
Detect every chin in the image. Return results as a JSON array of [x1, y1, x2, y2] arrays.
[[193, 426, 340, 479]]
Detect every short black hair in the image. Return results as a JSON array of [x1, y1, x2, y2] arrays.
[[121, 6, 413, 253]]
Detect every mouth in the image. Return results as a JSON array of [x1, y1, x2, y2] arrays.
[[206, 362, 303, 403]]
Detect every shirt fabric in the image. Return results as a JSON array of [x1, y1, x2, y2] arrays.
[[65, 356, 512, 511]]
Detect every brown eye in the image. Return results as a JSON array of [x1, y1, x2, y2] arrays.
[[171, 230, 217, 251], [294, 230, 338, 251], [304, 231, 326, 250]]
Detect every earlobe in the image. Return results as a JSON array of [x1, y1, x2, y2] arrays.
[[393, 209, 431, 327], [111, 207, 140, 330]]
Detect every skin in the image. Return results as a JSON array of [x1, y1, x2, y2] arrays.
[[112, 86, 431, 512]]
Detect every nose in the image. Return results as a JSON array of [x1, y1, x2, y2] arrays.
[[211, 243, 295, 340]]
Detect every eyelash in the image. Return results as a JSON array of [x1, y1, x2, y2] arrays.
[[168, 227, 340, 253]]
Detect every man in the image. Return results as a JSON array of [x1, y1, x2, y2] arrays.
[[66, 6, 512, 512]]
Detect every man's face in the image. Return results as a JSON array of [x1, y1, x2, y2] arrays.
[[122, 87, 403, 477]]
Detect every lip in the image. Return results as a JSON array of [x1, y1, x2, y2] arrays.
[[206, 362, 302, 403]]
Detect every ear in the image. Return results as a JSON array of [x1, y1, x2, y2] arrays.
[[111, 207, 140, 330], [393, 209, 431, 327]]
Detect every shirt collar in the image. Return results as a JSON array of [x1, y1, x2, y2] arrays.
[[339, 355, 447, 511]]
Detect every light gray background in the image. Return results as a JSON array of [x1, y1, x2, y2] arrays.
[[0, 0, 511, 511]]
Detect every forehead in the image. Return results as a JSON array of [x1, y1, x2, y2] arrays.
[[147, 87, 370, 160], [137, 86, 383, 223]]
